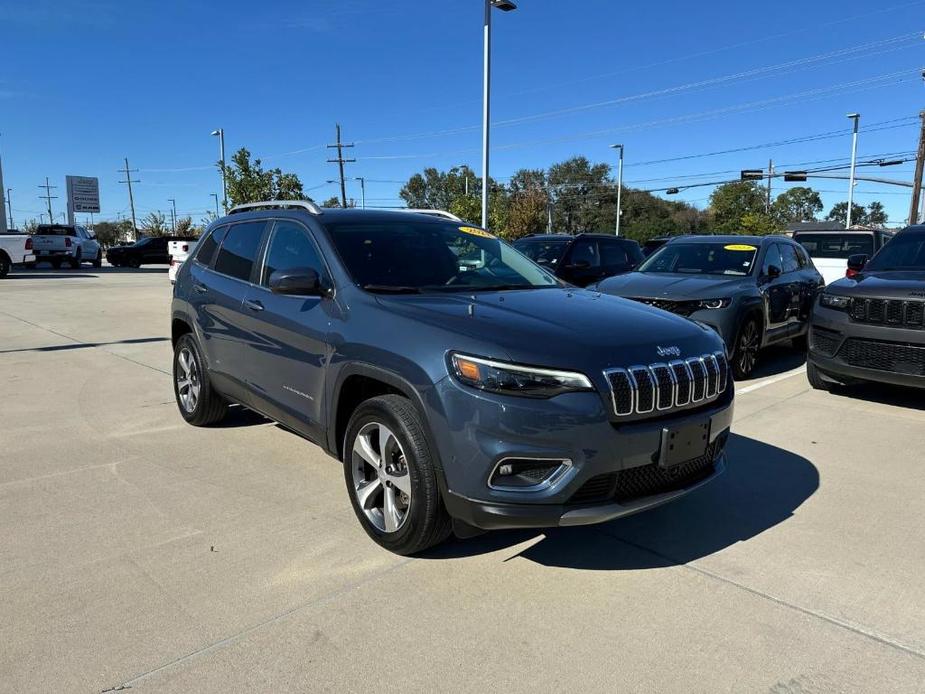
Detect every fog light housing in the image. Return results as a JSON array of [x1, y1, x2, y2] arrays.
[[488, 458, 573, 492]]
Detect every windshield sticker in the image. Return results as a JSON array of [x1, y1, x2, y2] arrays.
[[724, 244, 757, 251], [459, 226, 495, 239]]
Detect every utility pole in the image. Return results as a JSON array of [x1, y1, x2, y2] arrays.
[[5, 188, 12, 229], [327, 124, 355, 208], [353, 177, 366, 209], [0, 145, 7, 233], [766, 159, 774, 214], [909, 110, 925, 225], [38, 177, 57, 223], [118, 157, 140, 239], [846, 113, 861, 228], [610, 144, 624, 235], [168, 198, 177, 233]]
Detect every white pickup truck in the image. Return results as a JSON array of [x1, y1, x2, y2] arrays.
[[31, 224, 102, 269], [792, 229, 894, 285], [168, 238, 199, 284], [0, 232, 36, 277]]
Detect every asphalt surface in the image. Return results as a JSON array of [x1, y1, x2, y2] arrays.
[[2, 265, 925, 693]]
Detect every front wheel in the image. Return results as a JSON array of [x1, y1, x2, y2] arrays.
[[732, 317, 761, 380], [343, 395, 452, 555], [173, 334, 227, 426]]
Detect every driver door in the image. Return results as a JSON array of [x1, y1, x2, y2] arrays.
[[759, 243, 791, 340]]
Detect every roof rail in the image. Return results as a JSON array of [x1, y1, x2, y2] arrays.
[[402, 209, 463, 222], [228, 200, 323, 216]]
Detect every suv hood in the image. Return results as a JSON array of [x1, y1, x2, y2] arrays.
[[596, 271, 748, 299], [375, 287, 724, 371], [828, 271, 925, 299]]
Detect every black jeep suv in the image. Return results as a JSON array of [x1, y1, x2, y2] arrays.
[[512, 233, 643, 287], [808, 224, 925, 391]]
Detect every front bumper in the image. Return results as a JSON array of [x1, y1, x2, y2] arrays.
[[431, 376, 734, 530]]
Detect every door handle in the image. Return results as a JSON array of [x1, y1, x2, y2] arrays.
[[193, 283, 208, 294], [244, 299, 264, 312]]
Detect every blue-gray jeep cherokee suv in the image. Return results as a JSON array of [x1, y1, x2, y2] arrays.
[[171, 202, 734, 554]]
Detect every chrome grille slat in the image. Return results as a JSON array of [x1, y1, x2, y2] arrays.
[[605, 352, 728, 418]]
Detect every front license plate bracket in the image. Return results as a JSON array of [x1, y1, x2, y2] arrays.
[[659, 421, 710, 468]]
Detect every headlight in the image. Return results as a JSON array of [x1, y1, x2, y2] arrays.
[[449, 353, 594, 398], [820, 293, 851, 310], [698, 298, 732, 310]]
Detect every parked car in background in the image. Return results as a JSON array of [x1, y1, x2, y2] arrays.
[[594, 236, 824, 379], [792, 228, 894, 285], [171, 202, 733, 554], [642, 237, 670, 257], [0, 231, 35, 277], [108, 235, 197, 268], [807, 224, 925, 391], [512, 233, 643, 287], [30, 224, 102, 269], [168, 238, 199, 284]]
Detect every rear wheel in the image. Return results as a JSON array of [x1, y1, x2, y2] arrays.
[[69, 250, 82, 269], [173, 333, 227, 426], [343, 395, 452, 555], [807, 361, 832, 392], [0, 253, 10, 278], [731, 317, 761, 379], [51, 258, 62, 269]]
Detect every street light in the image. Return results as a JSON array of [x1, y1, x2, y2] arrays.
[[455, 164, 471, 196], [610, 144, 624, 236], [210, 193, 220, 217], [846, 113, 860, 228], [353, 177, 366, 209], [168, 198, 177, 233], [481, 0, 517, 230], [211, 128, 227, 213]]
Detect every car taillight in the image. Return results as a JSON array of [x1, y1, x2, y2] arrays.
[[181, 244, 188, 252], [65, 237, 72, 248], [846, 268, 859, 278], [25, 237, 32, 250]]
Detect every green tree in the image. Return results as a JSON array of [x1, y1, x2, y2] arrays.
[[92, 220, 133, 248], [223, 148, 308, 205], [399, 166, 474, 210], [547, 156, 614, 234], [739, 211, 780, 235], [825, 201, 867, 226], [865, 201, 888, 226], [772, 187, 822, 223], [140, 212, 169, 237], [708, 181, 769, 233], [321, 196, 342, 208], [175, 216, 202, 237]]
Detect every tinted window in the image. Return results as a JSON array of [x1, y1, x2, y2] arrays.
[[599, 239, 642, 269], [214, 222, 265, 281], [866, 232, 925, 271], [567, 239, 600, 268], [780, 244, 800, 273], [262, 221, 324, 286], [512, 239, 568, 266], [36, 225, 77, 236], [794, 243, 811, 268], [762, 244, 784, 275], [195, 225, 227, 267], [794, 233, 874, 258], [639, 242, 757, 276]]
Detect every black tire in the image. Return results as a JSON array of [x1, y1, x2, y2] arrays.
[[791, 333, 808, 351], [69, 250, 82, 269], [807, 361, 832, 392], [0, 253, 10, 278], [172, 333, 227, 426], [129, 258, 141, 268], [731, 316, 761, 380], [51, 258, 62, 269], [343, 395, 452, 555], [92, 250, 102, 268]]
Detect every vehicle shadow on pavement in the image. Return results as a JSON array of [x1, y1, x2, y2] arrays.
[[7, 272, 101, 279], [831, 383, 925, 411], [746, 345, 806, 380], [427, 434, 818, 569]]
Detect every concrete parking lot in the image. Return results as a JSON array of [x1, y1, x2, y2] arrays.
[[2, 265, 925, 693]]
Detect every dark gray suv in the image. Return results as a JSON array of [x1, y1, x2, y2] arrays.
[[171, 202, 734, 554]]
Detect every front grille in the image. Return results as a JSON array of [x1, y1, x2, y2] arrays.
[[567, 441, 720, 505], [850, 298, 925, 329], [839, 338, 925, 376], [810, 327, 841, 357], [628, 297, 700, 317], [605, 352, 728, 418]]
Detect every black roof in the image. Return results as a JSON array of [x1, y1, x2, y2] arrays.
[[515, 233, 636, 242], [666, 234, 784, 246]]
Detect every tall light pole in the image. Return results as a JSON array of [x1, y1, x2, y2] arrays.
[[168, 198, 177, 233], [353, 177, 366, 209], [210, 193, 220, 217], [846, 113, 860, 229], [610, 144, 624, 236], [481, 0, 517, 230], [5, 188, 12, 230], [211, 128, 227, 213], [455, 164, 470, 196]]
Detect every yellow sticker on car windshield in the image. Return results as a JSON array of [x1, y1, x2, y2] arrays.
[[724, 244, 757, 251], [459, 226, 495, 239]]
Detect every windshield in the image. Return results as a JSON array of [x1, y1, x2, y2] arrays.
[[637, 242, 758, 276], [794, 233, 873, 258], [866, 233, 925, 271], [512, 239, 568, 266], [324, 221, 560, 292]]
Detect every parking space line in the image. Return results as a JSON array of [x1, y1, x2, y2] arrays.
[[736, 365, 807, 395]]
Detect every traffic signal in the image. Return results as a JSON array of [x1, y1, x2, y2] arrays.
[[783, 171, 807, 182], [740, 170, 764, 181]]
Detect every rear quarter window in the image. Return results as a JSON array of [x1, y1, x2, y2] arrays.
[[195, 225, 228, 268]]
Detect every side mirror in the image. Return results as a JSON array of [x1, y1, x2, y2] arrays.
[[765, 265, 782, 280], [846, 254, 869, 278], [269, 267, 326, 296]]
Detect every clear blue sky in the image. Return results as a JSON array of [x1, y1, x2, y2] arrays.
[[1, 0, 923, 228]]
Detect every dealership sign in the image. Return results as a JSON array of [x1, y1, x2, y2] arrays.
[[66, 176, 100, 214]]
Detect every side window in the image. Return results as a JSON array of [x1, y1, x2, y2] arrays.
[[780, 244, 800, 274], [214, 221, 266, 282], [262, 221, 325, 287], [195, 225, 228, 268], [794, 243, 811, 268], [598, 239, 631, 270], [762, 244, 784, 275], [567, 239, 600, 268]]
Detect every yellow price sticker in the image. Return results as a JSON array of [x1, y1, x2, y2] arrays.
[[459, 226, 495, 239], [724, 244, 757, 251]]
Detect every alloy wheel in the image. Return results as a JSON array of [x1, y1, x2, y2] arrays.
[[176, 347, 201, 413], [351, 422, 412, 533], [737, 321, 760, 376]]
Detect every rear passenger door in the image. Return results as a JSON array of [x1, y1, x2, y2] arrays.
[[239, 219, 334, 440]]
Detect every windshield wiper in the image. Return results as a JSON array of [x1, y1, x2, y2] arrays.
[[362, 284, 423, 294]]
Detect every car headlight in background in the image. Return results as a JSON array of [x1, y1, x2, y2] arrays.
[[820, 293, 851, 310], [449, 353, 594, 398], [697, 298, 732, 310]]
